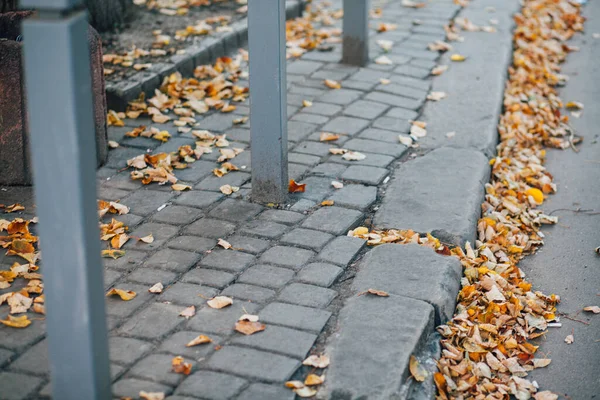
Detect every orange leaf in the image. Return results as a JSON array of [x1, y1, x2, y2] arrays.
[[0, 314, 31, 328], [186, 335, 213, 347], [105, 288, 137, 301], [172, 356, 193, 375], [235, 320, 266, 335], [207, 296, 233, 309], [289, 180, 306, 193]]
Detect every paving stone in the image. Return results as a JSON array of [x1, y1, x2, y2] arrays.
[[293, 140, 334, 157], [208, 198, 263, 222], [9, 339, 48, 375], [227, 127, 251, 143], [173, 191, 223, 209], [109, 336, 153, 366], [105, 146, 145, 169], [98, 186, 130, 202], [291, 112, 330, 125], [258, 209, 305, 225], [320, 116, 370, 136], [342, 100, 389, 120], [318, 88, 363, 105], [385, 106, 420, 120], [206, 346, 299, 383], [364, 91, 423, 110], [343, 79, 377, 91], [184, 218, 236, 239], [159, 330, 225, 359], [126, 267, 179, 286], [118, 303, 183, 339], [125, 223, 179, 250], [197, 113, 241, 132], [375, 83, 428, 101], [302, 207, 363, 235], [301, 49, 342, 62], [388, 75, 431, 91], [187, 301, 259, 335], [311, 69, 351, 81], [350, 68, 390, 83], [106, 283, 154, 318], [375, 147, 489, 245], [341, 165, 389, 185], [170, 160, 215, 183], [318, 236, 367, 269], [195, 171, 251, 192], [289, 163, 310, 181], [175, 370, 247, 399], [122, 190, 174, 217], [288, 152, 323, 165], [221, 283, 276, 303], [113, 378, 173, 399], [295, 262, 343, 288], [237, 265, 295, 289], [300, 101, 342, 116], [278, 283, 337, 309], [199, 249, 255, 273], [239, 220, 289, 239], [292, 176, 334, 202], [129, 353, 193, 386], [393, 64, 432, 79], [151, 205, 203, 225], [344, 138, 407, 157], [159, 282, 218, 306], [288, 60, 323, 75], [323, 295, 434, 399], [221, 234, 269, 254], [232, 324, 317, 359], [410, 58, 437, 70], [259, 246, 315, 270], [289, 199, 316, 212], [0, 348, 13, 368], [328, 184, 377, 210], [310, 162, 348, 178], [288, 120, 319, 142], [0, 372, 44, 400], [166, 397, 197, 400], [181, 268, 235, 289], [290, 85, 326, 97], [102, 171, 143, 191], [104, 268, 122, 288], [167, 236, 216, 253], [237, 383, 295, 400], [358, 127, 402, 143], [371, 115, 412, 133], [331, 151, 396, 168], [280, 228, 334, 251], [143, 249, 200, 273]]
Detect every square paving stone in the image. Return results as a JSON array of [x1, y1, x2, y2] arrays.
[[350, 68, 390, 82], [125, 223, 179, 251], [176, 370, 247, 399], [225, 235, 271, 254], [343, 100, 389, 120], [129, 353, 194, 386], [302, 207, 363, 235], [104, 269, 122, 288], [231, 324, 317, 359], [118, 303, 183, 339], [220, 283, 276, 303], [277, 283, 337, 309], [159, 282, 218, 306], [208, 199, 263, 222], [293, 141, 335, 157], [289, 199, 317, 213], [321, 116, 370, 136], [183, 218, 236, 239], [318, 88, 363, 105], [181, 268, 235, 289], [167, 236, 216, 253], [8, 339, 48, 375], [342, 79, 376, 91], [199, 250, 255, 273], [318, 236, 367, 268], [151, 205, 203, 225], [0, 348, 13, 368], [122, 190, 174, 217], [195, 171, 251, 192], [109, 336, 153, 366], [0, 372, 43, 400], [206, 346, 299, 383], [174, 191, 224, 209], [237, 383, 295, 400], [385, 106, 419, 120], [328, 184, 377, 210], [237, 265, 295, 289], [291, 113, 330, 125], [113, 378, 173, 399], [288, 152, 323, 165], [187, 301, 259, 335], [288, 121, 319, 142], [259, 246, 315, 270], [239, 220, 289, 239], [169, 160, 215, 183], [372, 116, 412, 133], [125, 267, 179, 286], [258, 209, 305, 225], [344, 138, 407, 157], [296, 262, 343, 287], [358, 127, 406, 144], [375, 83, 427, 101], [310, 162, 348, 178], [393, 64, 431, 79], [143, 249, 201, 273], [258, 302, 333, 334], [106, 283, 154, 318], [300, 101, 342, 116], [342, 165, 389, 185], [288, 60, 323, 75], [364, 91, 423, 110], [159, 330, 225, 360], [280, 228, 334, 251]]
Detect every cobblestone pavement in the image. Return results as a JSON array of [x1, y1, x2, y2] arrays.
[[0, 0, 468, 398]]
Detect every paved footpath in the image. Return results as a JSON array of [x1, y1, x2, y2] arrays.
[[0, 0, 519, 399]]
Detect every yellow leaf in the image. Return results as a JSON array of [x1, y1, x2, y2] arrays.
[[0, 314, 31, 328], [172, 184, 192, 191], [431, 65, 448, 76], [186, 335, 213, 347], [153, 131, 171, 142], [324, 79, 341, 89], [319, 132, 340, 142], [302, 354, 330, 368], [207, 296, 233, 309], [526, 187, 544, 204], [409, 355, 428, 381], [106, 288, 137, 301], [110, 233, 129, 249], [285, 381, 304, 389], [302, 100, 313, 107], [304, 374, 325, 386], [565, 101, 584, 110], [321, 200, 334, 206], [450, 53, 467, 62], [101, 249, 125, 259], [7, 292, 32, 314], [220, 184, 240, 195]]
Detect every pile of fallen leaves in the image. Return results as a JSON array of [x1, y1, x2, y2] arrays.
[[285, 3, 342, 58]]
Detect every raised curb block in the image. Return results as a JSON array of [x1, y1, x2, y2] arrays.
[[105, 0, 306, 110], [323, 294, 435, 399], [352, 244, 462, 324], [374, 147, 489, 246]]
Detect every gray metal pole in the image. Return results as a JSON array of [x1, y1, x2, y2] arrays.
[[21, 3, 112, 399], [342, 0, 370, 66], [248, 0, 288, 204]]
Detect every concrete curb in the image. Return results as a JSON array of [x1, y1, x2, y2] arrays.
[[105, 0, 306, 111]]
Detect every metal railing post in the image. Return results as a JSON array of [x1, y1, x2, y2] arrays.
[[248, 0, 288, 204], [21, 0, 111, 399], [342, 0, 370, 66]]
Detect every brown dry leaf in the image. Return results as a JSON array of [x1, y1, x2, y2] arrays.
[[172, 356, 193, 375], [239, 314, 259, 322], [342, 151, 366, 161], [7, 292, 33, 314], [304, 374, 325, 386], [101, 249, 125, 259], [0, 314, 31, 328], [172, 183, 192, 191], [583, 306, 600, 314], [235, 320, 266, 335], [366, 288, 389, 297], [319, 132, 340, 142], [303, 354, 330, 369], [534, 391, 559, 400], [207, 296, 233, 309], [431, 65, 448, 76], [409, 355, 428, 382], [289, 180, 307, 193], [331, 181, 344, 189], [216, 238, 232, 250], [148, 282, 164, 294], [532, 358, 552, 368], [220, 184, 240, 195], [450, 53, 467, 62], [139, 391, 165, 400], [427, 91, 447, 101], [321, 200, 334, 207], [564, 334, 574, 344], [377, 22, 397, 32], [324, 79, 341, 89], [186, 334, 213, 347], [32, 303, 45, 315], [285, 381, 304, 389], [105, 288, 137, 301], [179, 306, 196, 319], [111, 233, 129, 249], [329, 148, 347, 155], [153, 131, 171, 142], [428, 41, 452, 52]]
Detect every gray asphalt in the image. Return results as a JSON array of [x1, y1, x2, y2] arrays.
[[519, 3, 600, 398]]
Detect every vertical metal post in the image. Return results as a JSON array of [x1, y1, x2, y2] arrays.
[[248, 0, 288, 204], [21, 1, 111, 399], [342, 0, 370, 66]]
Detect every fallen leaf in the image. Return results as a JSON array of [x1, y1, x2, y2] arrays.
[[108, 140, 120, 148], [172, 183, 192, 191], [220, 184, 240, 195], [321, 200, 334, 206], [207, 296, 233, 309], [179, 306, 196, 319], [431, 65, 448, 76], [172, 356, 192, 375], [532, 358, 552, 368], [399, 135, 413, 146], [319, 132, 340, 142], [105, 288, 137, 301], [534, 391, 559, 400], [101, 249, 125, 259], [153, 131, 171, 142], [565, 101, 584, 110], [402, 0, 426, 8], [342, 151, 366, 161], [233, 116, 249, 125], [235, 320, 266, 335], [218, 238, 232, 249], [329, 148, 347, 155], [583, 306, 600, 314], [139, 391, 165, 400], [289, 180, 307, 193], [294, 386, 318, 397], [305, 374, 325, 386], [379, 78, 391, 85], [285, 381, 304, 389], [375, 55, 393, 65], [410, 124, 427, 138], [148, 282, 164, 294], [239, 314, 259, 322], [303, 354, 330, 369], [303, 100, 313, 107], [428, 41, 452, 52], [377, 39, 394, 51], [565, 334, 574, 344], [0, 315, 31, 328], [186, 335, 213, 347], [7, 292, 32, 314], [331, 181, 344, 189], [450, 53, 467, 62], [366, 288, 389, 297], [446, 131, 456, 138], [377, 22, 397, 32], [526, 187, 544, 205], [139, 234, 154, 244], [409, 355, 428, 381], [324, 79, 341, 89], [32, 303, 45, 315], [427, 91, 447, 101]]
